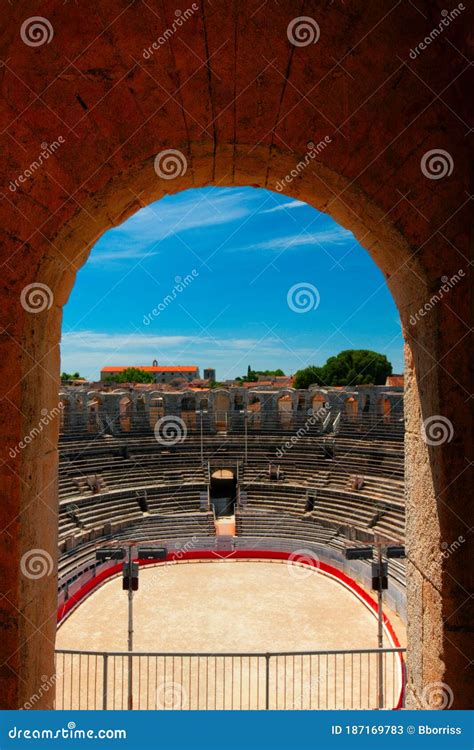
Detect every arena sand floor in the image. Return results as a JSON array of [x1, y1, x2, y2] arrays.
[[56, 560, 406, 710]]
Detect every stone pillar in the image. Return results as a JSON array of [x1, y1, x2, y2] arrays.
[[0, 304, 60, 709], [404, 311, 473, 709]]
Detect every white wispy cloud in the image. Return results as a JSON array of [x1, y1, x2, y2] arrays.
[[228, 225, 353, 253], [89, 188, 261, 265], [260, 199, 306, 214], [62, 331, 192, 351]]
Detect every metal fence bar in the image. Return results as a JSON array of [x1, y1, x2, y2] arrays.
[[56, 647, 405, 657], [102, 654, 108, 710], [55, 647, 405, 711]]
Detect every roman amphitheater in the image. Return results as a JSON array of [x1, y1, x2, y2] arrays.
[[0, 0, 471, 713], [54, 384, 406, 710]]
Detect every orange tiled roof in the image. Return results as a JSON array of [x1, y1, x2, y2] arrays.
[[101, 366, 198, 373]]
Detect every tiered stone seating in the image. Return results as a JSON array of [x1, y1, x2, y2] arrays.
[[57, 415, 406, 595], [237, 484, 403, 539], [336, 414, 404, 442], [235, 511, 343, 547]]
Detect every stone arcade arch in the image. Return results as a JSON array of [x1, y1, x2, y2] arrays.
[[148, 393, 164, 429], [213, 391, 231, 431], [344, 396, 358, 419], [118, 395, 133, 432], [181, 394, 197, 429], [86, 394, 103, 434], [311, 392, 326, 417], [277, 393, 294, 428], [248, 394, 263, 430], [378, 396, 392, 424], [0, 1, 471, 709]]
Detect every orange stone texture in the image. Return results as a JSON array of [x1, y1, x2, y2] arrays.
[[0, 0, 472, 708]]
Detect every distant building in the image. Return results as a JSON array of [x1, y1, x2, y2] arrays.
[[203, 368, 216, 381], [101, 365, 199, 384], [385, 374, 404, 387]]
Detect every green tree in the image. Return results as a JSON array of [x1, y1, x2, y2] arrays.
[[294, 350, 392, 388], [240, 368, 285, 382], [208, 380, 223, 389], [103, 367, 155, 384], [61, 371, 82, 382], [293, 366, 324, 389]]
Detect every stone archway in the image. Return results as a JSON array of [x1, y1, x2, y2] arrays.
[[0, 0, 471, 709]]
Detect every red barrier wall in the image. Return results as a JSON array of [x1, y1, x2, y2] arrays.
[[57, 549, 405, 708]]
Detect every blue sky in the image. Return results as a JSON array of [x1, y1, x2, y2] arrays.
[[61, 187, 404, 380]]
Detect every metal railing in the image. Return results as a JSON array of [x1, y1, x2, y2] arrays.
[[55, 647, 405, 710]]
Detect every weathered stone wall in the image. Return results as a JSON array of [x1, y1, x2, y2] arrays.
[[0, 0, 471, 709], [59, 383, 404, 429]]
